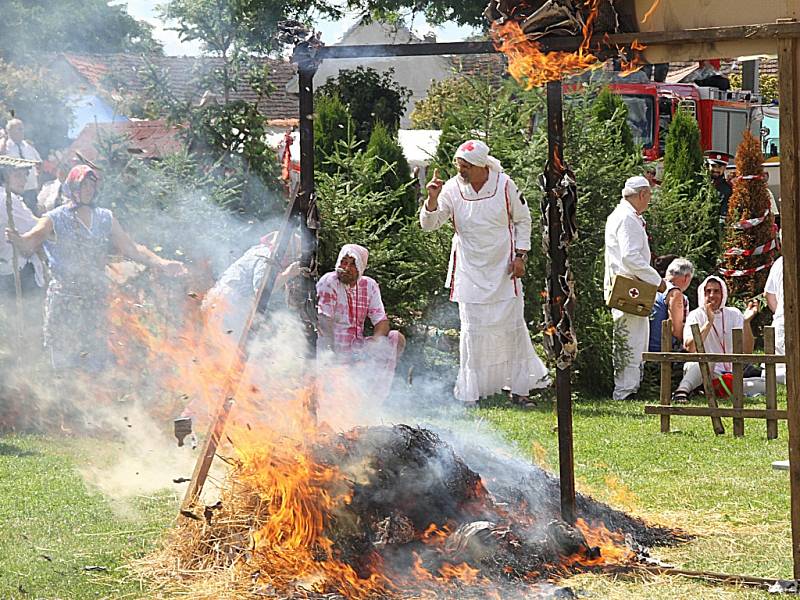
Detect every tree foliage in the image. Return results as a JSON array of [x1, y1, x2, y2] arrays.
[[648, 106, 721, 278], [592, 86, 635, 155], [0, 60, 72, 159], [410, 77, 485, 130], [365, 122, 416, 216], [317, 66, 411, 143], [345, 0, 488, 27], [662, 108, 705, 192], [721, 130, 777, 300], [0, 0, 160, 61], [314, 93, 353, 176]]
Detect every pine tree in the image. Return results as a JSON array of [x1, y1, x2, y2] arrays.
[[313, 94, 355, 176], [592, 86, 635, 154], [365, 122, 416, 217], [662, 108, 705, 194], [720, 130, 777, 299]]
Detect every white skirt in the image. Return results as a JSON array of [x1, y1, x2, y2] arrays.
[[455, 294, 550, 403]]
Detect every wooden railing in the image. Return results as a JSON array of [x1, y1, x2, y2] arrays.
[[642, 320, 784, 439]]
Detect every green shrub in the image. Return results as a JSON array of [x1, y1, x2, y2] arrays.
[[365, 122, 416, 217]]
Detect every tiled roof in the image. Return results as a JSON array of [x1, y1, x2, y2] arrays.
[[61, 53, 299, 120], [450, 53, 507, 86], [67, 120, 185, 163]]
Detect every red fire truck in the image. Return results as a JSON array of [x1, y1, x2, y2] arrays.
[[609, 81, 763, 162]]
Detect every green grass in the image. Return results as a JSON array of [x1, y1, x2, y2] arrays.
[[0, 389, 794, 599], [0, 435, 176, 600], [476, 390, 793, 598]]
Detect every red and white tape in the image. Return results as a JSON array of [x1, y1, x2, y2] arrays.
[[723, 238, 778, 257], [731, 209, 770, 230], [719, 261, 774, 277]]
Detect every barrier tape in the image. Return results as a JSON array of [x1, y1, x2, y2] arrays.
[[719, 260, 774, 277], [731, 209, 770, 230], [723, 238, 778, 257]]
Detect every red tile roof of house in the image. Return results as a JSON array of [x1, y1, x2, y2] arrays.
[[67, 120, 185, 164], [61, 53, 299, 120]]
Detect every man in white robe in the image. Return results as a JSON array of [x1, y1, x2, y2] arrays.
[[420, 140, 550, 407], [604, 176, 665, 400], [1, 119, 41, 214]]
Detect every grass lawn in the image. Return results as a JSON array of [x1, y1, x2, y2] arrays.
[[0, 435, 177, 600], [0, 390, 793, 599]]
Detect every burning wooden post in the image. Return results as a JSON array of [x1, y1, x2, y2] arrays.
[[541, 80, 578, 524]]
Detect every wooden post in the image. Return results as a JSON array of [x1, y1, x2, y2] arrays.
[[659, 319, 672, 433], [777, 34, 800, 579], [546, 80, 576, 525], [765, 326, 778, 440], [691, 323, 725, 435], [731, 328, 745, 437], [4, 185, 23, 342]]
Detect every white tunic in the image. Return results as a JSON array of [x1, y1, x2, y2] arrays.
[[1, 139, 41, 192], [603, 199, 661, 301], [419, 171, 531, 304], [0, 186, 44, 284]]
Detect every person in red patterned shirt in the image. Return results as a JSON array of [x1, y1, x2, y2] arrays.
[[316, 244, 405, 400]]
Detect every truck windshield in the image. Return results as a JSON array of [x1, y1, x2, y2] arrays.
[[620, 94, 655, 149]]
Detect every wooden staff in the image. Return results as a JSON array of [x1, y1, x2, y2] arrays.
[[5, 182, 23, 341], [181, 190, 305, 512]]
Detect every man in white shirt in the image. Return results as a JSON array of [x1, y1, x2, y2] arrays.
[[0, 119, 41, 214], [765, 256, 785, 383], [0, 166, 44, 298], [604, 175, 666, 400], [420, 140, 550, 407], [672, 276, 758, 401]]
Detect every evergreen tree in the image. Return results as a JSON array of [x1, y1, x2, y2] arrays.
[[649, 107, 720, 278], [313, 94, 355, 176], [720, 130, 777, 299], [365, 122, 416, 216], [592, 86, 635, 154], [662, 108, 706, 193]]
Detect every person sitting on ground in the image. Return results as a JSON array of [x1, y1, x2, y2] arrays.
[[671, 276, 758, 403], [202, 230, 302, 344], [648, 258, 693, 353], [764, 254, 785, 384], [316, 244, 405, 401]]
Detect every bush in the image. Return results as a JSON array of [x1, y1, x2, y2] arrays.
[[365, 122, 416, 217], [592, 86, 635, 154], [317, 66, 411, 143], [663, 108, 705, 193]]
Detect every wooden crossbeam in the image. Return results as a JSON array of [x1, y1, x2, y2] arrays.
[[645, 406, 788, 420], [643, 352, 786, 364]]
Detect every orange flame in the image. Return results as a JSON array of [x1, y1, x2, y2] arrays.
[[491, 0, 602, 89]]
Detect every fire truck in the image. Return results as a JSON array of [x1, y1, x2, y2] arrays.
[[609, 81, 763, 162]]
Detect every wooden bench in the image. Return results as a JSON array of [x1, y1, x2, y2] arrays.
[[642, 320, 785, 438]]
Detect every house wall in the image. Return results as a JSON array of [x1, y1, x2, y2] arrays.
[[290, 21, 456, 127]]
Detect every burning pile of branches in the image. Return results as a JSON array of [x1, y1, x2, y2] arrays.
[[138, 422, 683, 599], [486, 0, 642, 87]]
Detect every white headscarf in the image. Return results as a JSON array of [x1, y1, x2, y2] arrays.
[[337, 244, 369, 276], [697, 275, 729, 310], [454, 140, 503, 172]]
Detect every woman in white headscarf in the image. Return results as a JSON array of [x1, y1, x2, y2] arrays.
[[420, 140, 550, 407]]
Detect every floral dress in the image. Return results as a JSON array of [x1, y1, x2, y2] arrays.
[[42, 205, 114, 371]]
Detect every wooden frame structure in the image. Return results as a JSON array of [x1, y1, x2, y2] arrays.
[[286, 18, 800, 580], [643, 321, 785, 438]]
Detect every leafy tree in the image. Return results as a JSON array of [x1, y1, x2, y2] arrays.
[[411, 77, 486, 130], [721, 130, 777, 300], [345, 0, 488, 27], [317, 66, 411, 143], [0, 0, 160, 61], [314, 94, 354, 176], [0, 60, 72, 158], [592, 86, 635, 154], [729, 72, 779, 103], [365, 121, 415, 216]]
